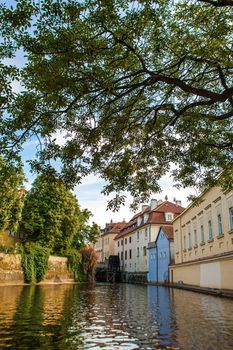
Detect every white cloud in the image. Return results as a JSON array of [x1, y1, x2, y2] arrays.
[[52, 130, 74, 146], [74, 172, 196, 228]]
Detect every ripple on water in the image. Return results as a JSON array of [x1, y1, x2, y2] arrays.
[[1, 284, 233, 349]]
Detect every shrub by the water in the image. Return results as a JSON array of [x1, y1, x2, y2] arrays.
[[65, 248, 86, 282], [80, 246, 98, 283], [20, 243, 50, 283]]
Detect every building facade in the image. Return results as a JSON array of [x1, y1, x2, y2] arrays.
[[115, 199, 184, 276], [93, 221, 126, 262], [170, 186, 233, 289], [148, 226, 174, 283]]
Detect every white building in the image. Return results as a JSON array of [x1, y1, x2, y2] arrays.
[[114, 199, 185, 275]]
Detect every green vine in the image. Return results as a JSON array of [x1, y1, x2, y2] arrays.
[[65, 248, 87, 282], [20, 243, 50, 283]]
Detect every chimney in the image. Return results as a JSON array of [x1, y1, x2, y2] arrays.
[[142, 204, 149, 212], [150, 198, 158, 210], [176, 200, 182, 206], [157, 199, 163, 206]]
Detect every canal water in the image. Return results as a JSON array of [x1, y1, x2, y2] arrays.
[[0, 284, 233, 349]]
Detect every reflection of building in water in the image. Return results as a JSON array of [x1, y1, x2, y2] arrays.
[[172, 289, 233, 350], [147, 286, 178, 347]]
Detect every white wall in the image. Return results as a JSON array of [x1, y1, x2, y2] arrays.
[[200, 262, 221, 289]]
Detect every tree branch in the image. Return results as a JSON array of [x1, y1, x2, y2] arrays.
[[198, 0, 233, 7]]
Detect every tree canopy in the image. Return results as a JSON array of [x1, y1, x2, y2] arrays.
[[21, 173, 99, 254], [0, 157, 24, 231], [0, 0, 232, 209]]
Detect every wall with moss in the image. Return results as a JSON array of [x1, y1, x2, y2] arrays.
[[0, 230, 20, 247], [0, 253, 74, 284], [0, 253, 24, 284]]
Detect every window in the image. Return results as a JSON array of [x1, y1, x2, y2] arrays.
[[125, 250, 127, 260], [137, 231, 139, 241], [137, 217, 142, 226], [188, 232, 191, 249], [118, 241, 120, 247], [143, 246, 147, 256], [218, 214, 223, 236], [200, 225, 204, 243], [129, 237, 132, 243], [175, 230, 179, 251], [137, 247, 140, 257], [208, 220, 213, 240], [166, 213, 174, 221], [121, 251, 123, 260], [145, 228, 148, 239], [129, 249, 132, 259], [125, 238, 127, 244], [183, 235, 186, 250], [194, 229, 197, 245], [230, 207, 233, 230], [121, 240, 123, 246]]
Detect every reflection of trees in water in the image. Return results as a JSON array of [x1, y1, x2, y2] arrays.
[[0, 286, 23, 325], [8, 284, 79, 350], [5, 284, 233, 350]]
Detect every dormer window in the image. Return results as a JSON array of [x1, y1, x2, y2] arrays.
[[137, 216, 142, 226], [143, 213, 149, 223], [165, 212, 174, 221]]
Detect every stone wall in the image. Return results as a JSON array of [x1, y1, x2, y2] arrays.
[[43, 256, 74, 283], [0, 253, 24, 284], [0, 253, 74, 285]]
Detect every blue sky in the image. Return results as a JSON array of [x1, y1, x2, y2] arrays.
[[3, 0, 195, 228]]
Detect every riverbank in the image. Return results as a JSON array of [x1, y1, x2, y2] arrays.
[[0, 253, 74, 285], [146, 281, 233, 299]]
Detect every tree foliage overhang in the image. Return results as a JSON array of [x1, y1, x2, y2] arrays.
[[0, 0, 232, 210]]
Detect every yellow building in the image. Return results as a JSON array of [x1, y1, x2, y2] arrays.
[[93, 221, 126, 262], [170, 185, 233, 290]]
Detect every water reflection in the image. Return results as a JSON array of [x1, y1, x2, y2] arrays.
[[173, 290, 233, 350], [0, 284, 233, 349]]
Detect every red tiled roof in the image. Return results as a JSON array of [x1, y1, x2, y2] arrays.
[[161, 226, 174, 241], [155, 201, 184, 215], [102, 222, 126, 236], [114, 201, 185, 240]]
